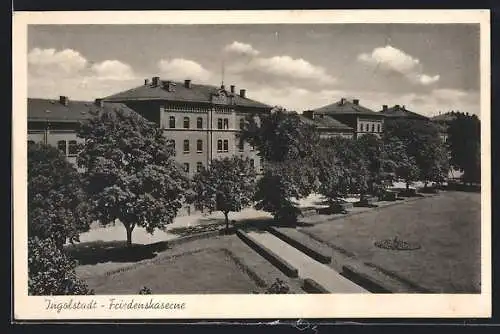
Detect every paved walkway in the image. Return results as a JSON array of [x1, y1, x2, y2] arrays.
[[246, 231, 368, 293]]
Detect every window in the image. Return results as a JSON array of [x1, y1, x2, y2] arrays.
[[197, 117, 203, 129], [183, 140, 190, 153], [68, 140, 78, 156], [377, 124, 381, 132], [197, 139, 203, 153], [196, 162, 203, 172], [169, 116, 175, 128], [360, 123, 364, 132], [239, 118, 245, 130], [217, 140, 223, 152], [217, 118, 223, 129], [371, 124, 375, 132], [250, 159, 255, 168], [183, 163, 190, 173], [183, 117, 190, 129], [223, 139, 229, 152], [223, 118, 229, 129], [250, 144, 255, 151], [57, 140, 66, 155], [238, 139, 244, 152]]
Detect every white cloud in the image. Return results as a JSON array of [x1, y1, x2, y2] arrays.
[[224, 41, 260, 56], [90, 60, 135, 80], [28, 48, 138, 100], [28, 48, 88, 77], [158, 58, 212, 82], [357, 45, 439, 86], [243, 82, 479, 118], [416, 74, 440, 85], [229, 55, 336, 87]]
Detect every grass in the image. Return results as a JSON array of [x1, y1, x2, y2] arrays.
[[300, 191, 481, 293], [76, 234, 305, 294]]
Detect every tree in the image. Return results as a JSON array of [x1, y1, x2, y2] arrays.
[[356, 134, 387, 196], [240, 107, 320, 162], [28, 143, 91, 249], [28, 237, 93, 295], [241, 108, 320, 223], [190, 156, 256, 230], [383, 138, 420, 190], [383, 118, 448, 187], [316, 137, 369, 203], [77, 106, 188, 246], [254, 159, 318, 223], [447, 112, 481, 184]]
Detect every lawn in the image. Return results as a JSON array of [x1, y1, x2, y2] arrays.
[[75, 235, 305, 294], [300, 191, 481, 293]]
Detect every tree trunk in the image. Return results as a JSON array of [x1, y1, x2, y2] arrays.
[[124, 223, 135, 247], [224, 212, 230, 231]]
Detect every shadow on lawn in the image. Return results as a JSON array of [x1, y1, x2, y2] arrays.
[[65, 240, 171, 265]]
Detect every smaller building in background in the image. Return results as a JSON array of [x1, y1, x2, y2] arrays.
[[431, 111, 458, 143], [379, 104, 430, 121], [308, 98, 384, 139], [300, 111, 354, 139], [27, 96, 134, 168]]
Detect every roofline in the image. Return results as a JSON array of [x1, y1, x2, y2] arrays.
[[103, 96, 273, 109]]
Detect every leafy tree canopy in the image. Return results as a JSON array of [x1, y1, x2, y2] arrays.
[[190, 156, 256, 229], [77, 107, 189, 245], [446, 112, 480, 184], [28, 143, 91, 248], [240, 107, 320, 162]]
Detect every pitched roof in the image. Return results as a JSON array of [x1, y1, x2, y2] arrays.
[[103, 79, 272, 109], [298, 114, 353, 131], [28, 98, 135, 123], [379, 105, 429, 120], [312, 98, 381, 117], [431, 112, 458, 122]]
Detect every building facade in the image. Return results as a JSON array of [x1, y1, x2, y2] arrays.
[[102, 77, 273, 177], [307, 98, 384, 139], [27, 96, 133, 169]]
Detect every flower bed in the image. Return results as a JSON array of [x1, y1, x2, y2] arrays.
[[374, 236, 421, 251]]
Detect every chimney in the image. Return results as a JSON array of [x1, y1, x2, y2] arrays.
[[144, 78, 150, 86], [339, 97, 346, 105], [59, 95, 69, 106], [395, 104, 401, 109], [94, 98, 104, 108], [221, 84, 225, 90], [239, 89, 246, 98], [184, 79, 192, 88], [230, 85, 235, 94], [353, 99, 359, 105], [402, 105, 406, 110], [382, 105, 388, 111], [152, 76, 160, 87]]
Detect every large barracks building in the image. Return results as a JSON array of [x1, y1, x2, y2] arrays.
[[28, 76, 433, 175]]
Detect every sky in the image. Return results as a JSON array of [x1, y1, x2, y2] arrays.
[[28, 24, 480, 117]]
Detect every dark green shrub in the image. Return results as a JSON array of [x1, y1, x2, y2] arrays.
[[265, 278, 290, 294], [28, 237, 93, 295]]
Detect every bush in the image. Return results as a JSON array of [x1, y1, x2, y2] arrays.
[[265, 278, 290, 294], [28, 237, 93, 295]]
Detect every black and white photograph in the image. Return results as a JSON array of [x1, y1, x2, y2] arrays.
[[13, 10, 491, 319]]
